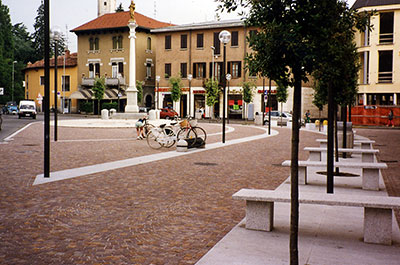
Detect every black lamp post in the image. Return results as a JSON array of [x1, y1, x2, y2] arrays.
[[226, 73, 231, 124], [44, 0, 50, 177], [188, 74, 193, 117], [12, 61, 17, 103], [219, 30, 231, 144], [268, 79, 272, 135], [156, 75, 160, 110], [51, 26, 62, 142]]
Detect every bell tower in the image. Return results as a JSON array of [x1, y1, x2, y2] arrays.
[[98, 0, 117, 17]]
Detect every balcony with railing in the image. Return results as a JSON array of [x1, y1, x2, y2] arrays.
[[379, 33, 394, 44], [378, 71, 392, 83], [81, 76, 126, 87]]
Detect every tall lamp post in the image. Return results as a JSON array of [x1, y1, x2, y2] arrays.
[[12, 61, 17, 103], [211, 46, 215, 81], [51, 26, 62, 142], [155, 75, 160, 110], [219, 30, 231, 144], [44, 0, 50, 178], [226, 73, 231, 124], [187, 74, 193, 117]]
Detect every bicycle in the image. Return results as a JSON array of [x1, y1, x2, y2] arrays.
[[177, 117, 207, 147]]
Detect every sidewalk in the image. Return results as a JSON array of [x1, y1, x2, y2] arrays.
[[197, 138, 400, 264]]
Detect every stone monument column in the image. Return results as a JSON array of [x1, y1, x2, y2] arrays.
[[125, 1, 139, 113]]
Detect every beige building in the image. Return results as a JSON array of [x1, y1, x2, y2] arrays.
[[354, 0, 400, 106], [24, 51, 78, 113], [70, 1, 172, 113], [352, 0, 400, 126], [151, 20, 316, 119]]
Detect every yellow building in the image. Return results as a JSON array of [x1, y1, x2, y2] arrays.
[[24, 51, 78, 113], [352, 0, 400, 125], [71, 5, 172, 113]]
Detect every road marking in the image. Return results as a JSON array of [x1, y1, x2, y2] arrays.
[[33, 126, 278, 185], [4, 122, 42, 141]]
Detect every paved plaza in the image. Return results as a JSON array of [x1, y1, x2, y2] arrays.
[[0, 120, 399, 264]]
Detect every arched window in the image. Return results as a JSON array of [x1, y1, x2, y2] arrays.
[[147, 37, 151, 50], [94, 37, 99, 50], [118, 36, 123, 49], [112, 36, 117, 49], [89, 37, 94, 50]]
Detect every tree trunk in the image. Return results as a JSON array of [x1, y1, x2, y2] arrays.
[[290, 69, 301, 265]]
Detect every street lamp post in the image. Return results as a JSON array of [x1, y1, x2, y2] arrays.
[[155, 75, 160, 110], [51, 26, 62, 142], [219, 30, 231, 144], [44, 0, 50, 178], [187, 74, 193, 117], [268, 79, 272, 135], [12, 61, 17, 103], [226, 73, 231, 124], [211, 46, 215, 81]]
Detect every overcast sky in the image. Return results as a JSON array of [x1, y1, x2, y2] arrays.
[[4, 0, 356, 53]]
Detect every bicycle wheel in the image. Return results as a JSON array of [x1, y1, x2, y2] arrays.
[[163, 126, 176, 148], [192, 127, 207, 143], [177, 128, 197, 148], [146, 130, 163, 149], [144, 124, 155, 136]]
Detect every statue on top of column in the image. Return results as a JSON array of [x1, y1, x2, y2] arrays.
[[129, 1, 135, 22]]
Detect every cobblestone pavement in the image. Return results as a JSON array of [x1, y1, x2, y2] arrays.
[[0, 123, 398, 264]]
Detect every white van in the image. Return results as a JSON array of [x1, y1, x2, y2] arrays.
[[18, 100, 37, 119]]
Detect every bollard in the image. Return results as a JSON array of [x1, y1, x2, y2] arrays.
[[101, 109, 109, 120], [176, 139, 188, 152]]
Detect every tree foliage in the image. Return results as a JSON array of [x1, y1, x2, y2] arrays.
[[216, 0, 365, 263], [32, 2, 65, 61], [204, 79, 219, 107], [168, 75, 183, 102], [242, 81, 255, 103], [0, 1, 14, 104], [136, 80, 143, 103], [93, 76, 105, 114]]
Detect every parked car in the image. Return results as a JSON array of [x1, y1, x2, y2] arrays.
[[18, 100, 37, 119], [8, 105, 18, 115], [160, 108, 178, 119], [264, 111, 292, 125]]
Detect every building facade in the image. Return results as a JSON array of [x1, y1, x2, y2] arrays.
[[353, 0, 400, 125], [24, 51, 78, 113], [70, 4, 172, 113], [151, 20, 316, 119]]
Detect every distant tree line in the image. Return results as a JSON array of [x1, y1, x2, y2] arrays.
[[0, 1, 65, 105]]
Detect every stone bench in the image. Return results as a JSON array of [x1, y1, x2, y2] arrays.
[[281, 160, 387, 190], [233, 188, 400, 245], [316, 139, 375, 149], [304, 147, 379, 162]]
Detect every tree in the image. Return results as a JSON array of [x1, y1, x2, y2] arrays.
[[0, 1, 14, 104], [242, 81, 255, 120], [136, 80, 143, 103], [93, 76, 105, 115], [32, 2, 65, 62], [168, 75, 183, 102], [276, 80, 288, 126], [204, 79, 219, 119], [217, 0, 348, 263], [116, 3, 124, 12]]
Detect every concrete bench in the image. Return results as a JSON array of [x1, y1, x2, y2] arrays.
[[233, 188, 400, 245], [304, 147, 379, 163], [281, 160, 387, 190], [316, 139, 375, 149]]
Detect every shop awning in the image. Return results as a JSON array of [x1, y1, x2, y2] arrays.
[[69, 89, 126, 100]]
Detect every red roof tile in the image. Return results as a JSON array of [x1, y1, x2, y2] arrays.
[[71, 11, 173, 32], [25, 51, 77, 70]]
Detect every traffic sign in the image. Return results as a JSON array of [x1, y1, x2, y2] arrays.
[[0, 87, 4, 95]]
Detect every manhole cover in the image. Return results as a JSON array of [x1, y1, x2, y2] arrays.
[[316, 171, 359, 177], [194, 162, 218, 166]]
